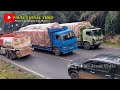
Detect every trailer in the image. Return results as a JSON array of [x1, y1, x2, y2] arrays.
[[0, 31, 32, 60], [16, 23, 78, 56]]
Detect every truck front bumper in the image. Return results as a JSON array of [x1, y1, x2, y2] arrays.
[[16, 47, 32, 58], [93, 41, 103, 46], [61, 44, 78, 54]]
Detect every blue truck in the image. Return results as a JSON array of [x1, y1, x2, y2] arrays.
[[17, 23, 78, 56]]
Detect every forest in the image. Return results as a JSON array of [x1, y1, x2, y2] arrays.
[[0, 11, 120, 47]]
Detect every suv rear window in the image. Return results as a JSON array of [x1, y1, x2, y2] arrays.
[[92, 61, 112, 72], [83, 60, 113, 72]]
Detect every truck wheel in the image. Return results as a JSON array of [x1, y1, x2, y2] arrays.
[[9, 51, 17, 60], [94, 45, 100, 49], [54, 48, 61, 56], [70, 71, 79, 79], [5, 50, 9, 58], [83, 42, 91, 50]]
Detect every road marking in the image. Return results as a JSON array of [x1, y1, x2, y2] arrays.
[[4, 59, 51, 79], [33, 51, 73, 62]]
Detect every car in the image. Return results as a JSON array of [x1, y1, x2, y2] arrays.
[[68, 54, 120, 79]]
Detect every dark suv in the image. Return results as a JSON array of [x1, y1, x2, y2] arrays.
[[68, 54, 120, 79]]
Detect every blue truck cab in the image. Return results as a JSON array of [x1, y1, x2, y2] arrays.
[[48, 26, 78, 55], [32, 26, 78, 56]]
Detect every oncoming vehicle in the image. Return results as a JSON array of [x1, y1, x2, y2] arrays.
[[68, 54, 120, 79], [61, 21, 104, 50]]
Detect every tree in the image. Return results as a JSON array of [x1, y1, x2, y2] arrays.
[[43, 11, 66, 23], [67, 11, 78, 22], [105, 11, 120, 36]]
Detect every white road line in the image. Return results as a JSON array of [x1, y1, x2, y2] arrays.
[[4, 59, 51, 79]]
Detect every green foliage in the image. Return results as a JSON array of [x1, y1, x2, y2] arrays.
[[43, 11, 66, 23], [105, 11, 120, 36]]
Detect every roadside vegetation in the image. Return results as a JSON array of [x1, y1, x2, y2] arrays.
[[0, 60, 42, 79], [102, 35, 120, 48]]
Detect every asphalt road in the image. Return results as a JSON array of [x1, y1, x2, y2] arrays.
[[0, 46, 120, 79]]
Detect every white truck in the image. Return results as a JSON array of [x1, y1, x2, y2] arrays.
[[0, 30, 32, 60]]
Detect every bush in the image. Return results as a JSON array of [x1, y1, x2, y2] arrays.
[[103, 35, 120, 45], [105, 11, 120, 36]]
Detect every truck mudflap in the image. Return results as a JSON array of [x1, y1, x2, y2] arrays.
[[16, 46, 32, 58]]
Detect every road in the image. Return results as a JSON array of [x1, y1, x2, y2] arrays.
[[0, 46, 120, 79]]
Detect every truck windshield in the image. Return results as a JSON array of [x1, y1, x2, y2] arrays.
[[92, 30, 102, 36], [61, 32, 75, 41]]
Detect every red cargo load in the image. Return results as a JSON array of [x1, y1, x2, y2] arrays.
[[16, 23, 61, 47]]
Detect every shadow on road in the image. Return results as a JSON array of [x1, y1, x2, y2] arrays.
[[78, 46, 104, 51], [15, 55, 32, 61], [14, 46, 105, 61], [34, 49, 54, 55], [33, 48, 76, 57]]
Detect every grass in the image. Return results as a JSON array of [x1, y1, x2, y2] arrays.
[[102, 35, 120, 49], [0, 60, 43, 79]]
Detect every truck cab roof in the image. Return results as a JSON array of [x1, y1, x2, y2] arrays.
[[54, 29, 73, 35]]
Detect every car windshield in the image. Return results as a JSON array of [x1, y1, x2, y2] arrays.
[[92, 29, 102, 36], [61, 32, 75, 41]]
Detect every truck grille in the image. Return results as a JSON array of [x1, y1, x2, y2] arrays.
[[96, 39, 102, 42]]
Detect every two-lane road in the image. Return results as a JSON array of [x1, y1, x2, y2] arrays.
[[0, 46, 120, 79]]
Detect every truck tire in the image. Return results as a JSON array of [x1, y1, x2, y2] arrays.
[[94, 45, 100, 49], [5, 50, 9, 58], [54, 48, 61, 56], [83, 42, 91, 50], [9, 50, 17, 60], [70, 70, 79, 79]]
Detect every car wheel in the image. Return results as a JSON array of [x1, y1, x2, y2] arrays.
[[54, 48, 61, 56], [84, 42, 91, 50], [70, 71, 79, 79]]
